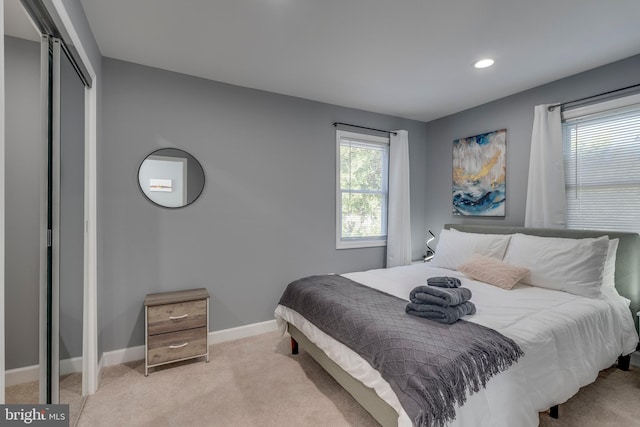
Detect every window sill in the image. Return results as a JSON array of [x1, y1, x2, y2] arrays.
[[336, 240, 386, 250]]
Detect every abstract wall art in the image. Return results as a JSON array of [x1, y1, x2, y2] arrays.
[[452, 129, 506, 216]]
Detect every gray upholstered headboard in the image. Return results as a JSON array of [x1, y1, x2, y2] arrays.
[[445, 224, 640, 333]]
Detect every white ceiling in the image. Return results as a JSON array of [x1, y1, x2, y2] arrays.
[[11, 1, 640, 122]]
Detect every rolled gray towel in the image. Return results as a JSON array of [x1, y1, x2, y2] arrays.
[[409, 285, 472, 307], [405, 301, 476, 324], [427, 276, 461, 288]]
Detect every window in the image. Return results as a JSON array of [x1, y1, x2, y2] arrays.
[[336, 130, 389, 249], [562, 94, 640, 232]]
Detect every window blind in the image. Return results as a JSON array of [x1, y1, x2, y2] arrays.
[[562, 103, 640, 232]]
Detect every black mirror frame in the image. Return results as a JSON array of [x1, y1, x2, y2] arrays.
[[137, 148, 205, 209]]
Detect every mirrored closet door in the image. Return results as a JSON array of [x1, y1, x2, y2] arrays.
[[4, 1, 89, 425], [48, 35, 86, 416], [3, 0, 42, 405]]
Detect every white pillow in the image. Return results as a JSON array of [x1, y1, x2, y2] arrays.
[[602, 238, 619, 289], [430, 229, 511, 270], [502, 233, 610, 298]]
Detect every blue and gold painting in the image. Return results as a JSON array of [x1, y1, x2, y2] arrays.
[[452, 129, 506, 216]]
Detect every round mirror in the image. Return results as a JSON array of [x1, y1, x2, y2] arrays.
[[138, 148, 205, 208]]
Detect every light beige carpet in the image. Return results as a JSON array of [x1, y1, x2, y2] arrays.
[[17, 331, 639, 426], [538, 366, 640, 426], [5, 374, 85, 426], [78, 332, 376, 427]]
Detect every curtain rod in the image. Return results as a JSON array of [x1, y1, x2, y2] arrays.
[[333, 122, 398, 135], [548, 82, 640, 112]]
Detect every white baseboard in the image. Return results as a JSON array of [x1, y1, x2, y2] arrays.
[[5, 365, 39, 387], [97, 319, 279, 375], [9, 320, 278, 387], [99, 344, 145, 368], [5, 356, 83, 387], [60, 356, 83, 376], [209, 319, 278, 344]]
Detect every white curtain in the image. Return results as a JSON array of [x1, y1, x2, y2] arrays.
[[386, 130, 412, 267], [524, 105, 566, 228]]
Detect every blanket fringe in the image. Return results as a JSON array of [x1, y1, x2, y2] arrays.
[[413, 338, 524, 427]]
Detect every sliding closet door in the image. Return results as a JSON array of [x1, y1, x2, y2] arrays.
[[47, 36, 85, 414], [3, 3, 42, 403], [7, 2, 93, 413], [58, 40, 85, 413]]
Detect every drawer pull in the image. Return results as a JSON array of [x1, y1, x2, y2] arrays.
[[169, 343, 189, 349], [169, 314, 189, 320]]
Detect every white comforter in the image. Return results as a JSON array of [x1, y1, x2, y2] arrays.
[[274, 262, 639, 427]]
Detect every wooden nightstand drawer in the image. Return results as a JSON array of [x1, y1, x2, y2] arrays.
[[147, 326, 208, 365], [144, 288, 210, 375], [147, 299, 207, 335]]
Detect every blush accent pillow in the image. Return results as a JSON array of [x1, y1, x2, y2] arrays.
[[430, 229, 511, 270], [502, 233, 610, 298], [458, 254, 530, 290]]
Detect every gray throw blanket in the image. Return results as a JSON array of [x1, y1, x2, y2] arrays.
[[427, 276, 461, 288], [278, 275, 524, 427], [410, 285, 472, 307], [406, 301, 477, 324]]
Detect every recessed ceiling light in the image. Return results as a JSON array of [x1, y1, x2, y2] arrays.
[[474, 58, 495, 69]]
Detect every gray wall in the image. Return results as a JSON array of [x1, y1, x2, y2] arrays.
[[4, 36, 41, 369], [424, 54, 640, 237], [100, 58, 428, 352]]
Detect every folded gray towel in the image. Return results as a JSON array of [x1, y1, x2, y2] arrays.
[[405, 301, 476, 324], [427, 276, 461, 288], [410, 285, 472, 307]]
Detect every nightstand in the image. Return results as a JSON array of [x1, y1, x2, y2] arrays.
[[144, 288, 210, 376]]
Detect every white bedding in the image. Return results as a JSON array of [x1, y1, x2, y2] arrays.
[[274, 262, 639, 427]]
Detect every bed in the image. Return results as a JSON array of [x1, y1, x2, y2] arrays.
[[274, 225, 640, 427]]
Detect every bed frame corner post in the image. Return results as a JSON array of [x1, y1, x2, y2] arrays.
[[550, 405, 559, 419], [617, 354, 630, 371], [291, 337, 298, 355]]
